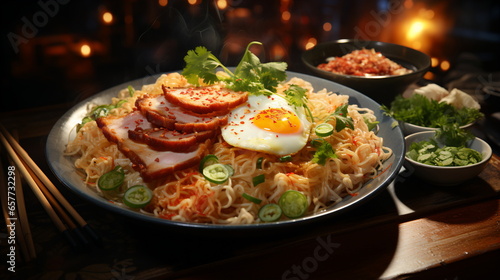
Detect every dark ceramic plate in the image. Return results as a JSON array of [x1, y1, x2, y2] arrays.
[[302, 39, 431, 105], [46, 71, 405, 234]]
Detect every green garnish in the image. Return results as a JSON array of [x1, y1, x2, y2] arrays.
[[224, 164, 235, 177], [283, 84, 314, 123], [199, 154, 219, 173], [127, 85, 135, 97], [252, 174, 266, 187], [79, 116, 94, 128], [381, 94, 483, 128], [115, 100, 128, 107], [77, 92, 131, 131], [324, 104, 354, 132], [311, 138, 337, 166], [242, 193, 262, 204], [90, 105, 114, 120], [182, 41, 287, 96], [203, 163, 232, 184], [123, 185, 153, 208], [199, 154, 234, 184], [407, 125, 482, 166], [435, 123, 475, 147], [363, 115, 379, 131], [279, 155, 293, 162], [406, 139, 482, 166], [98, 166, 125, 191], [315, 123, 334, 137], [258, 203, 282, 222], [278, 190, 308, 218], [256, 157, 264, 169]]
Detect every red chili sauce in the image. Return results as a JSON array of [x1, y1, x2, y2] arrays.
[[317, 48, 413, 77]]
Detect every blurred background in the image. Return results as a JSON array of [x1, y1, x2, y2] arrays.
[[2, 0, 500, 113]]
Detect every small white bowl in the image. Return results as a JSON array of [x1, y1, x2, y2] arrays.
[[404, 131, 492, 186], [399, 121, 474, 136]]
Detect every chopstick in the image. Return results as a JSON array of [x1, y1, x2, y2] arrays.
[[0, 152, 37, 262], [0, 124, 100, 251], [0, 130, 77, 248], [0, 157, 35, 262]]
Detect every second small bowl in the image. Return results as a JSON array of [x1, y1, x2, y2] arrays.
[[404, 131, 492, 186]]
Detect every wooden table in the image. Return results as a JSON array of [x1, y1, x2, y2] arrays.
[[1, 104, 499, 280]]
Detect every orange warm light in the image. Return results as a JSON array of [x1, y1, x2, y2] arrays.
[[323, 22, 332, 32], [80, 44, 91, 57], [431, 57, 439, 67], [396, 6, 441, 52], [281, 11, 291, 21], [271, 44, 286, 60], [404, 0, 414, 9], [304, 37, 317, 50], [440, 60, 450, 71], [158, 0, 168, 7], [407, 20, 425, 41], [216, 0, 227, 10], [424, 72, 435, 80], [102, 12, 113, 24]]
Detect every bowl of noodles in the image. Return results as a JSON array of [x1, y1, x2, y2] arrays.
[[302, 39, 431, 106], [46, 71, 405, 233]]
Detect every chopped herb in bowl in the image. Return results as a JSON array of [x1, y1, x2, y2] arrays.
[[406, 125, 482, 167], [381, 94, 483, 128], [404, 122, 492, 185], [406, 139, 482, 167]]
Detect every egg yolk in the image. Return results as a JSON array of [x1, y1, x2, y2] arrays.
[[252, 108, 301, 134]]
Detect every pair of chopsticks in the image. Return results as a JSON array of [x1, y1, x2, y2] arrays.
[[0, 123, 100, 260], [0, 140, 36, 262]]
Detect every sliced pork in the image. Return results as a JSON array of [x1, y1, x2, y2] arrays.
[[135, 95, 228, 133], [96, 111, 207, 181], [162, 86, 248, 115], [128, 128, 216, 152]]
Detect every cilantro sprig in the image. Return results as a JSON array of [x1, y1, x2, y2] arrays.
[[284, 84, 314, 123], [311, 138, 337, 165], [182, 41, 287, 96], [435, 123, 475, 147], [324, 104, 354, 132]]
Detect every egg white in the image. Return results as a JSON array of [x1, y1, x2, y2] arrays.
[[221, 94, 311, 156]]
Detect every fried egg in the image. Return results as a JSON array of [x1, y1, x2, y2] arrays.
[[221, 94, 311, 156]]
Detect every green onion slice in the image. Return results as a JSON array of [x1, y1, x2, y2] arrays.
[[242, 193, 262, 204], [256, 157, 264, 169], [252, 174, 265, 187], [203, 163, 231, 184], [279, 155, 293, 162], [115, 99, 128, 107], [91, 105, 113, 119], [224, 164, 234, 177], [278, 190, 309, 218], [127, 85, 135, 97], [199, 154, 219, 173], [98, 166, 125, 191], [315, 123, 334, 137], [123, 185, 153, 208], [258, 203, 282, 222]]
